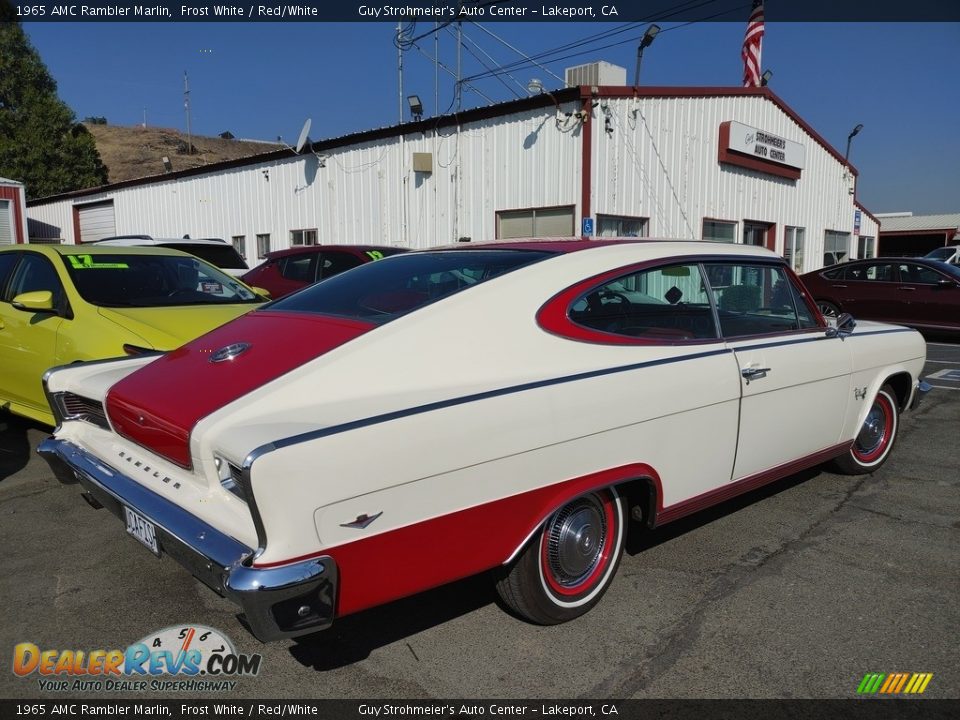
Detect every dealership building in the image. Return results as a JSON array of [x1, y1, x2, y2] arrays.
[[25, 70, 878, 273]]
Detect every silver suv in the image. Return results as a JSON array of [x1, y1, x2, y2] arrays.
[[94, 235, 249, 277]]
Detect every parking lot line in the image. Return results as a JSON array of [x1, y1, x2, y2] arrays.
[[929, 385, 960, 390]]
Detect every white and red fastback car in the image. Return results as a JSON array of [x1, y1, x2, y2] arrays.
[[39, 240, 929, 641]]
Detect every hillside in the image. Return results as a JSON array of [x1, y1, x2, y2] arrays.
[[84, 123, 278, 184]]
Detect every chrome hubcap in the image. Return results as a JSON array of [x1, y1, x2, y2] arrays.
[[546, 496, 606, 585], [857, 404, 885, 452]]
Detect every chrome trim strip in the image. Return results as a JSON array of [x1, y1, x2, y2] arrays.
[[37, 438, 336, 642]]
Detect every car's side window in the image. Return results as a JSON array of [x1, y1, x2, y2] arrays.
[[278, 255, 316, 283], [319, 252, 363, 280], [821, 267, 846, 280], [7, 254, 64, 308], [898, 263, 942, 285], [569, 263, 718, 340], [847, 263, 894, 282], [705, 263, 808, 337], [0, 253, 20, 300]]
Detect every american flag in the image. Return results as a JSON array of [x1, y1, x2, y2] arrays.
[[742, 0, 765, 87]]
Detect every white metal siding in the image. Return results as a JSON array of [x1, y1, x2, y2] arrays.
[[27, 103, 582, 250], [592, 95, 857, 273], [27, 93, 861, 272]]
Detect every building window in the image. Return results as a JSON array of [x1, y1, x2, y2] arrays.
[[703, 219, 736, 243], [231, 235, 246, 260], [256, 233, 271, 259], [858, 235, 876, 259], [824, 230, 851, 266], [596, 214, 649, 238], [496, 206, 575, 239], [743, 221, 773, 249], [291, 229, 318, 246], [784, 226, 805, 272]]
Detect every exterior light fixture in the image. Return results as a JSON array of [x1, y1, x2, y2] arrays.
[[526, 78, 566, 128], [633, 24, 660, 86], [760, 70, 773, 86], [407, 95, 423, 121], [845, 123, 864, 162]]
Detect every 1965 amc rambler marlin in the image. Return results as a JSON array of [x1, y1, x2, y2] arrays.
[[39, 240, 929, 641]]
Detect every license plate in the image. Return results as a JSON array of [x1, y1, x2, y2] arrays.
[[124, 506, 161, 556]]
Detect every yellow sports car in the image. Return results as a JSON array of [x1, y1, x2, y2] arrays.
[[0, 244, 266, 425]]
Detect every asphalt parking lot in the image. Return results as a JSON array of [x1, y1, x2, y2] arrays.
[[1, 340, 957, 700]]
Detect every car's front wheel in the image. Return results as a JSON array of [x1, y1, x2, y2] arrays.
[[495, 488, 625, 625], [831, 384, 900, 474]]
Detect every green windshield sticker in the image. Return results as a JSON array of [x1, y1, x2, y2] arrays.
[[365, 251, 385, 261], [67, 255, 129, 269]]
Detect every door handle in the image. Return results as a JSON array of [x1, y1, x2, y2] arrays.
[[897, 286, 916, 291], [830, 284, 848, 288], [741, 367, 771, 381]]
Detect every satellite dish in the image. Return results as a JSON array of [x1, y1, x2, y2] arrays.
[[295, 118, 312, 154]]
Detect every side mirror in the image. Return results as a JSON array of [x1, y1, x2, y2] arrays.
[[252, 286, 272, 300], [826, 312, 856, 338], [936, 278, 958, 288], [11, 290, 56, 313]]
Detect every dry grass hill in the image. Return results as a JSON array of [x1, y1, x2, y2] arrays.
[[84, 123, 277, 184]]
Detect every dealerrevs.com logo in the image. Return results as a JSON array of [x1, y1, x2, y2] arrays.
[[13, 625, 262, 693]]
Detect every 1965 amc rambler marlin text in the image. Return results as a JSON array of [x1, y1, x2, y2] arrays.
[[39, 240, 929, 641]]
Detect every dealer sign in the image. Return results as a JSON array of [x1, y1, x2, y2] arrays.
[[724, 121, 805, 170]]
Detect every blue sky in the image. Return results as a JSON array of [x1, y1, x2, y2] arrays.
[[21, 21, 960, 214]]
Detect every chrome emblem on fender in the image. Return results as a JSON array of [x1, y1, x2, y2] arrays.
[[210, 342, 251, 363], [340, 511, 383, 530]]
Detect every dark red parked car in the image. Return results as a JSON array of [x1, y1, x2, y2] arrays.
[[800, 257, 960, 334], [242, 245, 407, 298]]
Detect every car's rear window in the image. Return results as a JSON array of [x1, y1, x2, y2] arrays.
[[269, 249, 553, 322], [160, 243, 248, 270]]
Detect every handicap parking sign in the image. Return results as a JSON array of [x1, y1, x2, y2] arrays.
[[581, 217, 595, 236]]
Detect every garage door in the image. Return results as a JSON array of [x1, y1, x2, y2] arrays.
[[0, 199, 12, 245], [77, 201, 116, 242]]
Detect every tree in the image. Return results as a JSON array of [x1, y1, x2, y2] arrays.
[[0, 0, 108, 198]]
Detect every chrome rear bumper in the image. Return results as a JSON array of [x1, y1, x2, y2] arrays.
[[37, 437, 337, 642], [910, 379, 932, 411]]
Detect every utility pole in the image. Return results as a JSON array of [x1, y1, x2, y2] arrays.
[[397, 22, 403, 124], [455, 22, 462, 111], [183, 71, 193, 155]]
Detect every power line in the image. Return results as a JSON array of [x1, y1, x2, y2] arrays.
[[462, 0, 739, 84]]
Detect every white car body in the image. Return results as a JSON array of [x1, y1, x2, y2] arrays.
[[39, 240, 929, 641]]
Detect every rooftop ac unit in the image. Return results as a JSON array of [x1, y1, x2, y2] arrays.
[[565, 62, 627, 88]]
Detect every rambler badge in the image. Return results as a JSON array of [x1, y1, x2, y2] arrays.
[[210, 342, 251, 363]]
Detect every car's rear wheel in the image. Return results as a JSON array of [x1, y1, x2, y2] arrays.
[[495, 488, 625, 625], [831, 384, 900, 474], [817, 300, 840, 318]]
